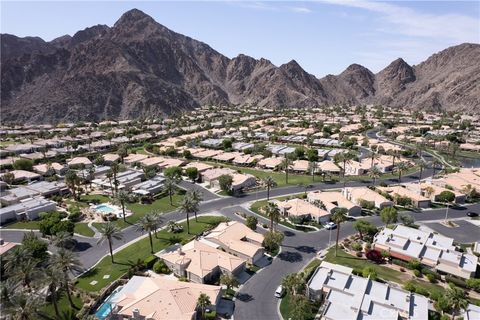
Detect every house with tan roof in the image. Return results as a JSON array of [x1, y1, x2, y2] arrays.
[[230, 173, 257, 192], [201, 168, 236, 184], [33, 162, 66, 176], [340, 160, 369, 176], [204, 221, 264, 264], [317, 160, 341, 174], [138, 156, 165, 168], [184, 162, 213, 173], [156, 240, 246, 284], [102, 153, 120, 164], [276, 198, 331, 224], [257, 157, 283, 170], [1, 170, 41, 183], [291, 160, 310, 173], [212, 152, 240, 162], [111, 276, 221, 320], [67, 157, 92, 168], [377, 186, 431, 208], [157, 158, 186, 169], [124, 153, 149, 165], [343, 187, 393, 209], [307, 191, 361, 217], [415, 182, 465, 204]]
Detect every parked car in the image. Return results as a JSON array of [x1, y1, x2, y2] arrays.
[[274, 285, 285, 298], [467, 211, 479, 217], [324, 222, 337, 230]]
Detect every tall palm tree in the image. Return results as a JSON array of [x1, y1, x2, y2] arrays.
[[137, 213, 161, 254], [43, 265, 62, 318], [308, 161, 316, 182], [416, 160, 426, 182], [281, 155, 291, 184], [116, 190, 130, 222], [106, 170, 114, 195], [395, 162, 408, 182], [388, 150, 399, 171], [4, 247, 32, 275], [163, 177, 176, 206], [331, 208, 348, 257], [111, 162, 120, 196], [265, 202, 280, 231], [88, 166, 96, 191], [187, 189, 203, 222], [445, 283, 469, 320], [196, 293, 211, 320], [369, 151, 380, 169], [0, 278, 20, 310], [369, 166, 382, 186], [263, 176, 276, 201], [50, 248, 82, 309], [179, 196, 195, 234], [337, 152, 355, 189], [11, 258, 42, 289], [432, 159, 441, 177], [282, 272, 306, 297], [51, 231, 75, 249], [65, 170, 80, 200], [97, 222, 123, 263]]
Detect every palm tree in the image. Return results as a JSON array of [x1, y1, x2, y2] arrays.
[[432, 159, 441, 177], [0, 278, 20, 310], [116, 190, 130, 222], [164, 177, 177, 206], [97, 222, 123, 263], [5, 291, 43, 320], [369, 166, 382, 186], [369, 151, 380, 169], [65, 170, 80, 200], [445, 283, 468, 320], [88, 166, 96, 190], [395, 162, 408, 182], [282, 272, 306, 297], [281, 155, 291, 184], [263, 176, 276, 201], [111, 162, 120, 196], [50, 248, 82, 309], [187, 189, 203, 222], [106, 170, 114, 195], [265, 202, 280, 231], [337, 152, 355, 189], [308, 161, 316, 182], [196, 293, 211, 320], [43, 265, 62, 318], [137, 213, 161, 254], [388, 149, 399, 171], [179, 196, 195, 234], [4, 246, 32, 275], [331, 208, 348, 257], [416, 160, 426, 182], [51, 231, 75, 249], [11, 259, 42, 289]]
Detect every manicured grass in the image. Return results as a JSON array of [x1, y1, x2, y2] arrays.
[[77, 216, 226, 292], [80, 194, 110, 204], [324, 247, 405, 283], [4, 220, 40, 230], [279, 293, 319, 320], [74, 223, 95, 237], [42, 290, 83, 318]]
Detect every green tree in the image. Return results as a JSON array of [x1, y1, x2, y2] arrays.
[[306, 149, 318, 162], [1, 172, 15, 185], [245, 216, 258, 231], [353, 220, 377, 240], [220, 273, 239, 292], [4, 291, 42, 320], [395, 162, 408, 182], [262, 176, 276, 201], [369, 166, 382, 186], [282, 272, 306, 296], [262, 231, 284, 254], [362, 267, 377, 280], [116, 190, 130, 222], [43, 265, 62, 317], [51, 248, 82, 309], [21, 231, 48, 261], [186, 189, 203, 222], [13, 159, 33, 171], [117, 146, 128, 163], [289, 295, 311, 320], [222, 139, 233, 150], [332, 208, 348, 257], [445, 283, 468, 320], [380, 207, 398, 226], [97, 222, 123, 263], [185, 167, 199, 182], [180, 196, 196, 234], [294, 146, 305, 159], [164, 166, 182, 182], [400, 213, 415, 227], [218, 174, 233, 193], [137, 212, 161, 254], [163, 177, 177, 205], [196, 293, 211, 320], [280, 155, 291, 184], [65, 170, 80, 200], [438, 190, 455, 221], [264, 202, 280, 231]]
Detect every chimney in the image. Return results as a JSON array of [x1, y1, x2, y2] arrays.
[[0, 239, 4, 245], [132, 308, 140, 319]]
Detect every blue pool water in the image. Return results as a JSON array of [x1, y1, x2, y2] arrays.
[[94, 286, 123, 319], [95, 204, 116, 214]]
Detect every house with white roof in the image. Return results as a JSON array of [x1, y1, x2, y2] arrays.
[[0, 197, 57, 224], [343, 187, 393, 209], [373, 225, 478, 279], [307, 261, 428, 320]]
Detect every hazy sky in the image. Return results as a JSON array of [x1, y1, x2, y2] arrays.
[[2, 1, 479, 77]]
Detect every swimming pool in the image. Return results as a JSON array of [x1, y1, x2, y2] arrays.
[[94, 286, 123, 319], [95, 204, 116, 214]]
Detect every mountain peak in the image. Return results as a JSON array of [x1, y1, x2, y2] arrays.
[[114, 8, 155, 27]]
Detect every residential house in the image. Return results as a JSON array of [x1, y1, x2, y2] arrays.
[[377, 186, 431, 208], [343, 187, 393, 209], [0, 197, 57, 224], [307, 191, 362, 217], [276, 198, 331, 224]]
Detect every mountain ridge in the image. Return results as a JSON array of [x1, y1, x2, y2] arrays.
[[1, 8, 479, 123]]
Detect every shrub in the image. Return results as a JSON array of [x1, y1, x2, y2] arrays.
[[403, 281, 416, 292], [362, 267, 377, 280], [445, 275, 467, 288], [365, 250, 383, 264], [352, 242, 363, 252], [413, 269, 422, 278], [408, 259, 422, 271], [414, 285, 429, 297], [144, 255, 158, 269], [356, 252, 363, 257], [392, 258, 410, 269], [245, 216, 258, 231], [426, 273, 436, 283], [466, 278, 480, 292], [205, 311, 216, 320], [153, 260, 171, 274]]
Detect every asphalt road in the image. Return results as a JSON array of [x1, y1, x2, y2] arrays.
[[423, 219, 480, 243]]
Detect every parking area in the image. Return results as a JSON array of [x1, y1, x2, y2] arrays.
[[422, 220, 480, 244]]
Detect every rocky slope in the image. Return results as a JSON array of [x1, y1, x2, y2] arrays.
[[1, 9, 479, 123]]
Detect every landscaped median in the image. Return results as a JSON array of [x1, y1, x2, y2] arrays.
[[76, 215, 227, 292]]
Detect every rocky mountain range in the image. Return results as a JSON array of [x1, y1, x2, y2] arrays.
[[1, 9, 479, 123]]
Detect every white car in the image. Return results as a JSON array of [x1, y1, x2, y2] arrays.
[[274, 285, 285, 298], [324, 222, 337, 230]]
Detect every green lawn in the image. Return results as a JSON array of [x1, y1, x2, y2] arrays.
[[91, 193, 184, 230], [279, 293, 319, 320], [74, 223, 95, 237], [42, 290, 83, 318], [77, 216, 226, 292], [4, 220, 40, 230]]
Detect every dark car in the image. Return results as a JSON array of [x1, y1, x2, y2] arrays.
[[467, 211, 479, 217]]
